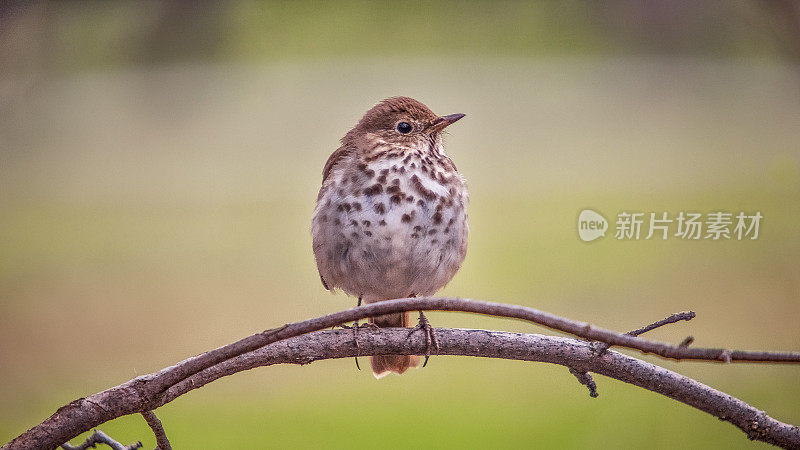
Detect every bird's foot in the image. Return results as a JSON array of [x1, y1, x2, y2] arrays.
[[338, 320, 363, 370], [340, 319, 378, 371], [407, 310, 439, 367], [346, 297, 376, 371]]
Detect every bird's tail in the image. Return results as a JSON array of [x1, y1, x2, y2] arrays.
[[369, 311, 419, 378]]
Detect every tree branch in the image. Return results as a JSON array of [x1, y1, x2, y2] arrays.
[[573, 310, 697, 396], [60, 430, 141, 450], [139, 411, 170, 450], [4, 298, 799, 449], [625, 310, 697, 337], [161, 329, 800, 448], [568, 367, 598, 398], [148, 297, 800, 403]]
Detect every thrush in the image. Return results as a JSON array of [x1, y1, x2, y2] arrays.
[[311, 97, 468, 378]]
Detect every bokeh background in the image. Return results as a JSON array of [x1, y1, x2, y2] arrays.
[[2, 1, 799, 448]]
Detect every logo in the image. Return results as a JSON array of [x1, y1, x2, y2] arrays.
[[578, 209, 608, 242], [577, 209, 762, 242]]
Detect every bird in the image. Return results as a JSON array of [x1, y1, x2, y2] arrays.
[[311, 97, 469, 378]]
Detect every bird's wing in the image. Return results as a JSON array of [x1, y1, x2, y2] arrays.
[[319, 274, 330, 290], [322, 145, 352, 183], [317, 145, 352, 291]]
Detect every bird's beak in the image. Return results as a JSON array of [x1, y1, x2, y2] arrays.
[[427, 113, 466, 133]]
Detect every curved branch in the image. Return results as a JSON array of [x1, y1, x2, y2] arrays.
[[172, 328, 800, 447], [4, 298, 800, 450], [7, 329, 799, 449], [149, 297, 800, 401]]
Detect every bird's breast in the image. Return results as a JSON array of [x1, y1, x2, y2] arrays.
[[312, 149, 468, 298]]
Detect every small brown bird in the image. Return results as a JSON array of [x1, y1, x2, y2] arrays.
[[311, 97, 469, 378]]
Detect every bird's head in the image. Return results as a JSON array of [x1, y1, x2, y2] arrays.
[[346, 97, 465, 149]]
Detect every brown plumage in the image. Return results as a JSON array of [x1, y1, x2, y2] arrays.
[[311, 97, 468, 378]]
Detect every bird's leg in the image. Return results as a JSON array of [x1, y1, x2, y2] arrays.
[[354, 295, 362, 327], [354, 296, 378, 329], [408, 309, 439, 367], [346, 297, 379, 371], [353, 296, 362, 370], [339, 297, 375, 328], [337, 297, 366, 369]]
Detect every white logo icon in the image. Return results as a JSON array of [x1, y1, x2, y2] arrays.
[[578, 209, 608, 242]]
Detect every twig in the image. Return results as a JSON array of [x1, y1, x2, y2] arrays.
[[595, 310, 696, 353], [568, 368, 598, 398], [5, 298, 800, 450], [140, 411, 171, 450], [572, 311, 696, 397], [60, 430, 141, 450], [571, 311, 697, 397], [627, 311, 696, 337]]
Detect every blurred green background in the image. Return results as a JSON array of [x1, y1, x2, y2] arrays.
[[1, 1, 799, 448]]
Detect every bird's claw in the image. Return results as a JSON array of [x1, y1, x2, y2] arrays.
[[407, 310, 439, 367], [337, 320, 364, 369], [343, 319, 379, 371]]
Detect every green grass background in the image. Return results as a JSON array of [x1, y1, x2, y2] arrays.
[[2, 2, 799, 449]]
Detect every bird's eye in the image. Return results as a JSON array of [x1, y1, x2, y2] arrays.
[[396, 122, 412, 134]]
